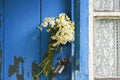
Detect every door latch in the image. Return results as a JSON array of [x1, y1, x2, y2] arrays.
[[53, 57, 70, 74]]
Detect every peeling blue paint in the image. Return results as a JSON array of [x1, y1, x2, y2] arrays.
[[9, 56, 24, 80]]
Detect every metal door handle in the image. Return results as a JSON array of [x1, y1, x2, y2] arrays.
[[53, 57, 70, 74]]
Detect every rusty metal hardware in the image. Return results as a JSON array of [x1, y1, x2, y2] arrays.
[[53, 57, 70, 74]]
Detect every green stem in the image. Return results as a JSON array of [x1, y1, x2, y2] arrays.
[[33, 40, 58, 80]]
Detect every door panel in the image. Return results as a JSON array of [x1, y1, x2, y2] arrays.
[[40, 0, 72, 80], [4, 0, 40, 80]]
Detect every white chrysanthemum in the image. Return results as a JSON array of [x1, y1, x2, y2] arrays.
[[42, 22, 48, 27], [56, 19, 60, 24], [40, 13, 75, 47], [44, 17, 51, 22], [51, 21, 74, 46], [49, 20, 55, 28]]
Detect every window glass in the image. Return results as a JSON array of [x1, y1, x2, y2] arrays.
[[94, 0, 120, 11], [94, 19, 120, 78]]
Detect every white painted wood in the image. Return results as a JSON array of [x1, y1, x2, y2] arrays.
[[89, 0, 94, 79], [94, 12, 120, 17]]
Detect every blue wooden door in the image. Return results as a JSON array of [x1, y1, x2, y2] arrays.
[[0, 0, 78, 80]]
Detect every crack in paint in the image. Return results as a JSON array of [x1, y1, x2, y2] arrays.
[[9, 56, 24, 80]]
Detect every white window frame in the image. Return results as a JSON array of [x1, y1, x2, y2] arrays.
[[89, 0, 120, 80]]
